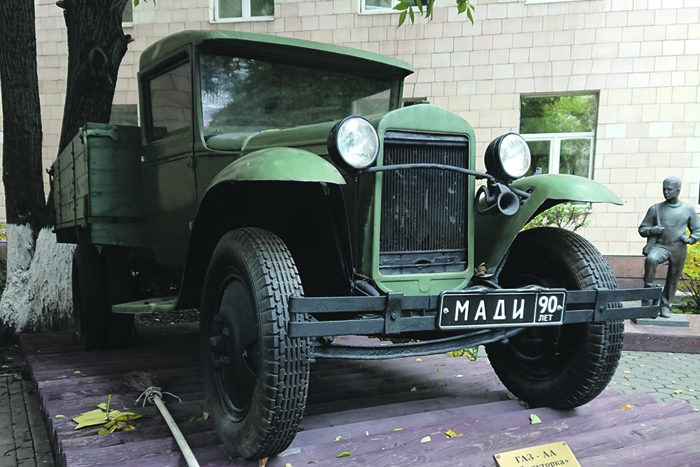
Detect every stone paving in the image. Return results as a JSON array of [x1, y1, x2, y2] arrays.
[[609, 350, 700, 411], [0, 374, 55, 467]]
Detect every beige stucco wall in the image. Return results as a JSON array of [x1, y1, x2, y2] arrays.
[[12, 0, 700, 255]]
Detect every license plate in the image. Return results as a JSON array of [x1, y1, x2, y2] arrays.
[[438, 290, 566, 330]]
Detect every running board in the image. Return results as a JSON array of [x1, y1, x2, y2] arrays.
[[112, 296, 179, 314]]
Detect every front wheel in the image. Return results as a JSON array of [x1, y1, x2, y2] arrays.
[[486, 227, 624, 409], [200, 228, 310, 460]]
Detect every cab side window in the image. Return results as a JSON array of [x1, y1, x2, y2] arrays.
[[147, 62, 192, 143]]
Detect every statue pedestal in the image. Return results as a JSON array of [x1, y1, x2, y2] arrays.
[[632, 314, 690, 327]]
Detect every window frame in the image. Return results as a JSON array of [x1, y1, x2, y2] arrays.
[[521, 132, 595, 178], [122, 0, 134, 27], [360, 0, 418, 14], [212, 0, 274, 22], [144, 59, 193, 145]]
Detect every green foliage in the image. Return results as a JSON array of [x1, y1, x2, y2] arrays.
[[395, 0, 475, 26], [520, 95, 598, 135], [449, 347, 478, 361], [524, 203, 592, 232], [679, 241, 700, 314]]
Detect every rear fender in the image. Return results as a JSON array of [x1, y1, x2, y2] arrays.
[[474, 174, 622, 274]]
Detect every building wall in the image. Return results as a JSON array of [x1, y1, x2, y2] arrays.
[[20, 0, 700, 255]]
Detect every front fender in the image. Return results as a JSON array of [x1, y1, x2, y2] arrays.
[[475, 174, 622, 274], [208, 147, 345, 188]]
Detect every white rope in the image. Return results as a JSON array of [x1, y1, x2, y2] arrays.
[[135, 386, 182, 406], [135, 386, 199, 467]]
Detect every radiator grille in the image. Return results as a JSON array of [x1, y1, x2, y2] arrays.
[[379, 132, 469, 274]]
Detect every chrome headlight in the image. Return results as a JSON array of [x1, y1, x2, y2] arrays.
[[327, 117, 379, 171], [484, 133, 532, 181]]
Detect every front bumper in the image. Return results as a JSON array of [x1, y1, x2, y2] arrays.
[[288, 286, 662, 359]]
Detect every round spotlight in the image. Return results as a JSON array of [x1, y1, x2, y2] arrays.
[[327, 117, 379, 171], [484, 133, 532, 182]]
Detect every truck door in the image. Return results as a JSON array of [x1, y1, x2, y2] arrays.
[[141, 53, 198, 267]]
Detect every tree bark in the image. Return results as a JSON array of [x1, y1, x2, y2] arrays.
[[58, 0, 130, 153], [0, 0, 46, 231]]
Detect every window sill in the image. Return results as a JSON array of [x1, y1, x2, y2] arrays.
[[525, 0, 603, 4], [210, 16, 274, 23], [358, 8, 401, 15]]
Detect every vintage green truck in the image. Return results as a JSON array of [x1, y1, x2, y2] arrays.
[[51, 30, 661, 460]]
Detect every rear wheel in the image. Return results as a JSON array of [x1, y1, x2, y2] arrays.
[[486, 227, 623, 409], [72, 245, 107, 350], [72, 245, 136, 350], [101, 246, 136, 348], [200, 228, 310, 460]]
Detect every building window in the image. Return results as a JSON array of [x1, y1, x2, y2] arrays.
[[110, 105, 138, 126], [519, 94, 598, 178], [362, 0, 418, 13], [214, 0, 274, 21], [146, 62, 192, 143], [122, 0, 133, 25]]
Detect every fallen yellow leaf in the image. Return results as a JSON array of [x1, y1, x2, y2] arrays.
[[416, 358, 422, 361], [420, 436, 432, 443], [529, 414, 542, 424], [72, 409, 108, 430], [337, 452, 350, 458], [621, 404, 635, 409], [74, 371, 81, 374], [444, 429, 463, 438], [394, 428, 403, 431], [335, 435, 342, 441]]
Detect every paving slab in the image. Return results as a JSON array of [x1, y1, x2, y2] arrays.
[[633, 314, 690, 327], [624, 314, 700, 353]]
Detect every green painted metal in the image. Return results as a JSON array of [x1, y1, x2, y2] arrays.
[[139, 30, 413, 80], [206, 123, 333, 154], [207, 148, 346, 189], [52, 123, 148, 247], [364, 104, 478, 295], [54, 31, 629, 320], [474, 174, 623, 274]]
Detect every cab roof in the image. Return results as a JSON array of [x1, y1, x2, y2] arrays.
[[139, 30, 414, 80]]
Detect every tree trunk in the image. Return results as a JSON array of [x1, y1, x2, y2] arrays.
[[0, 0, 132, 334], [58, 0, 130, 153], [0, 0, 46, 231]]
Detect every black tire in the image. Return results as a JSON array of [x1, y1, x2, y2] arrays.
[[72, 245, 107, 350], [101, 246, 136, 348], [200, 228, 310, 460], [485, 227, 623, 409]]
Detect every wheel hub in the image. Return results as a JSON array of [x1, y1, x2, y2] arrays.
[[209, 276, 259, 420]]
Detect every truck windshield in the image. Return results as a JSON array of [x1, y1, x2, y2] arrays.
[[199, 53, 400, 138]]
